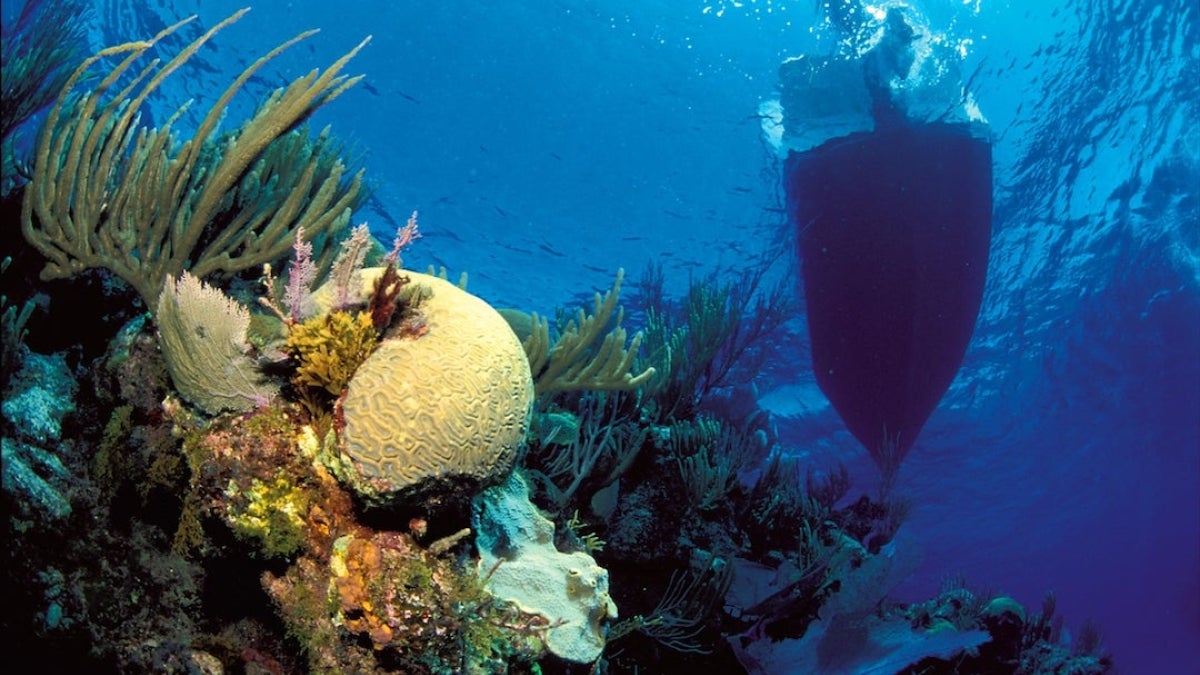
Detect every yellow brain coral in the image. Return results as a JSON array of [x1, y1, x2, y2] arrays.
[[332, 270, 533, 505]]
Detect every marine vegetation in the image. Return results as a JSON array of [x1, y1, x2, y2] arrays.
[[518, 267, 657, 397], [0, 6, 1114, 675], [1, 256, 36, 390], [287, 310, 380, 396], [634, 258, 794, 423], [19, 8, 368, 309], [523, 391, 650, 514], [0, 0, 88, 196]]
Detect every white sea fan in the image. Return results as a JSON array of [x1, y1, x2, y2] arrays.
[[156, 272, 278, 414]]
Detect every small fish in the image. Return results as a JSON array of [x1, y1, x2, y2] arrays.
[[365, 194, 402, 230], [248, 73, 277, 89]]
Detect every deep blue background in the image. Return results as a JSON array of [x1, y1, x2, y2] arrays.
[[7, 0, 1197, 670]]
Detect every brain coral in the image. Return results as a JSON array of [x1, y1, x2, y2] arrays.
[[332, 270, 533, 506]]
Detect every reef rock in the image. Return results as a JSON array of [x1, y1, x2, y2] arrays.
[[472, 472, 617, 664]]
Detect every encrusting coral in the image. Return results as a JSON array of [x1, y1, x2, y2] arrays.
[[325, 530, 544, 670], [224, 473, 313, 558], [176, 405, 327, 558], [472, 471, 619, 664]]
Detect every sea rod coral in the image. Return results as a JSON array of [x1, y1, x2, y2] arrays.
[[20, 8, 368, 308]]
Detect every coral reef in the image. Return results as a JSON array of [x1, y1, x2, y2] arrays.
[[0, 261, 1117, 675], [156, 272, 280, 414], [520, 268, 656, 396], [0, 9, 1117, 675], [333, 270, 534, 508], [473, 471, 618, 664], [19, 9, 367, 308], [1, 351, 76, 518]]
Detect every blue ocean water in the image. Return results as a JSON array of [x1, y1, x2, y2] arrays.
[[2, 0, 1197, 672]]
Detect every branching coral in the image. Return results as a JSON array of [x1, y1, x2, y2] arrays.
[[0, 0, 87, 195], [20, 9, 369, 308], [671, 420, 745, 512], [636, 259, 793, 422], [522, 269, 655, 397], [525, 392, 649, 512], [609, 557, 733, 654], [740, 450, 828, 556]]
